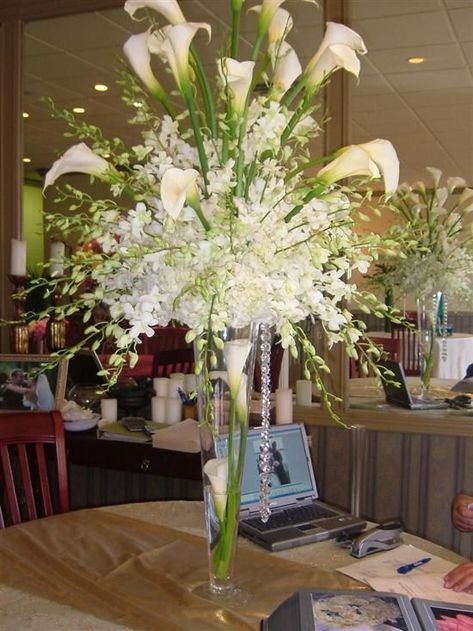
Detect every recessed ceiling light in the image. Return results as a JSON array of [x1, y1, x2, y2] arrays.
[[73, 107, 85, 114], [103, 153, 110, 158], [408, 56, 425, 64], [133, 101, 143, 108], [22, 112, 29, 118], [94, 84, 108, 92], [23, 157, 31, 163]]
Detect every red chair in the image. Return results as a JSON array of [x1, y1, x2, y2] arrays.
[[349, 336, 400, 378], [253, 342, 285, 393], [152, 348, 195, 378], [391, 319, 419, 376], [140, 325, 191, 355], [0, 411, 69, 527]]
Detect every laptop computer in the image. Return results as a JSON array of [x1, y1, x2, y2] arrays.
[[237, 424, 366, 552], [379, 359, 449, 410]]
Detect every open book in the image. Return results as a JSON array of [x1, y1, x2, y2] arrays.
[[262, 589, 473, 630]]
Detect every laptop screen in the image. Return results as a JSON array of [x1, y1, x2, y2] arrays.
[[379, 359, 412, 405], [240, 424, 316, 508]]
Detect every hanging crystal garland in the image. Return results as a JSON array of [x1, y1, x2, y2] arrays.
[[441, 294, 448, 362], [258, 322, 272, 523]]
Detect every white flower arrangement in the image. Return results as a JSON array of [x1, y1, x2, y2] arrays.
[[37, 0, 401, 417], [373, 167, 473, 302]]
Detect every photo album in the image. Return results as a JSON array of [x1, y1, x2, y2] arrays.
[[261, 589, 473, 631]]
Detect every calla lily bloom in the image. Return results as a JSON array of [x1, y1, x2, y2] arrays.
[[357, 139, 400, 195], [124, 0, 186, 24], [161, 167, 199, 219], [223, 338, 252, 396], [268, 8, 293, 45], [218, 58, 255, 115], [251, 0, 316, 38], [123, 31, 165, 99], [149, 22, 211, 94], [304, 22, 367, 90], [44, 143, 111, 190], [317, 146, 380, 187], [271, 42, 302, 97], [236, 374, 249, 419], [203, 457, 228, 521]]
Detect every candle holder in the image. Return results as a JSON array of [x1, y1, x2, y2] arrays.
[[47, 281, 67, 351], [8, 274, 30, 354]]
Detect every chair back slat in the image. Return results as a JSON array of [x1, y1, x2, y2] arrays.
[[18, 443, 37, 522], [152, 348, 195, 378], [35, 444, 53, 517], [350, 336, 401, 378], [391, 322, 419, 376], [0, 411, 69, 528]]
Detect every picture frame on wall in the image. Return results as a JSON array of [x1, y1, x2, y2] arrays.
[[0, 354, 67, 412]]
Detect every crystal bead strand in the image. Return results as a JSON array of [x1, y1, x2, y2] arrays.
[[442, 293, 448, 361], [258, 322, 272, 523]]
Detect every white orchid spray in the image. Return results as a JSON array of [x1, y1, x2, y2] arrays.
[[33, 0, 403, 584]]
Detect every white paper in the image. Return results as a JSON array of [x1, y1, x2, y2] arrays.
[[338, 544, 473, 606]]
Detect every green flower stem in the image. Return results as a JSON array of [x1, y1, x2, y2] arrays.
[[285, 153, 336, 183], [281, 76, 305, 108], [284, 185, 325, 223], [421, 328, 436, 391], [250, 33, 264, 62], [183, 86, 209, 193], [190, 46, 217, 138], [231, 6, 241, 59], [152, 87, 176, 119], [281, 93, 311, 145]]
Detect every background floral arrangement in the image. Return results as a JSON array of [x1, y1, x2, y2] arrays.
[[371, 167, 473, 303], [35, 0, 402, 416]]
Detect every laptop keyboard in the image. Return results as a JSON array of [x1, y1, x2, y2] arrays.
[[244, 503, 336, 531]]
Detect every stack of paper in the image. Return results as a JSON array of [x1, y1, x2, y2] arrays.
[[152, 418, 201, 453], [338, 544, 473, 605]]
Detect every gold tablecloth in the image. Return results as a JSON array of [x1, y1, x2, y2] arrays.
[[0, 504, 364, 631]]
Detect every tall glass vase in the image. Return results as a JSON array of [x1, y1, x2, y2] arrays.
[[417, 291, 442, 399], [194, 323, 259, 599]]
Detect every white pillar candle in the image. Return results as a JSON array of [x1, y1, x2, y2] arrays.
[[49, 241, 65, 276], [100, 398, 117, 422], [166, 397, 182, 424], [296, 380, 312, 406], [170, 372, 185, 380], [151, 396, 167, 423], [275, 388, 293, 425], [153, 377, 169, 397], [168, 376, 185, 399], [184, 373, 197, 393], [10, 239, 27, 276]]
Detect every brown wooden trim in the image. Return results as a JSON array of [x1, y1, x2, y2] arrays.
[[0, 0, 122, 22]]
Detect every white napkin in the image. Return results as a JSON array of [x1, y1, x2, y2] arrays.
[[152, 418, 200, 453], [61, 400, 97, 421]]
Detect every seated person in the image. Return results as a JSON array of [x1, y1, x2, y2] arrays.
[[444, 493, 473, 593]]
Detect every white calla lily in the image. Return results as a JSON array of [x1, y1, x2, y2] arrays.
[[223, 338, 252, 395], [124, 0, 186, 24], [317, 146, 380, 186], [357, 139, 400, 195], [268, 7, 293, 44], [218, 58, 255, 115], [161, 167, 199, 219], [123, 31, 164, 98], [149, 22, 211, 94], [236, 374, 249, 419], [44, 143, 111, 190], [447, 176, 466, 193], [271, 41, 302, 97], [305, 22, 367, 90], [203, 457, 228, 521]]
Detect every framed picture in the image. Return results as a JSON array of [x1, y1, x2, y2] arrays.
[[0, 354, 67, 412]]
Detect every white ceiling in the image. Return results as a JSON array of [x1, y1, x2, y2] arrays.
[[23, 0, 473, 186]]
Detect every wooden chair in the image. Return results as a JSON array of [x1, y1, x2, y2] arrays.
[[0, 411, 69, 527], [349, 336, 400, 378], [140, 325, 191, 355], [152, 348, 195, 378], [391, 320, 420, 376]]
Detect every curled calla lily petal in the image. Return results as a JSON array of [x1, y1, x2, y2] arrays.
[[426, 166, 443, 189], [357, 139, 400, 195], [317, 146, 380, 186], [270, 41, 302, 97], [447, 176, 466, 193], [44, 143, 111, 190], [236, 374, 249, 418], [149, 22, 211, 93], [123, 30, 164, 98], [203, 457, 228, 521], [268, 7, 293, 44], [218, 58, 255, 115], [124, 0, 186, 24], [161, 167, 199, 219], [223, 338, 252, 395], [251, 0, 317, 37], [305, 22, 367, 90]]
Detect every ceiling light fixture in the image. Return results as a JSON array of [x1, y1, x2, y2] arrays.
[[23, 157, 31, 163], [408, 56, 425, 64], [73, 107, 85, 114], [133, 101, 143, 108], [94, 83, 108, 92], [22, 112, 29, 118]]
